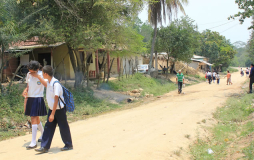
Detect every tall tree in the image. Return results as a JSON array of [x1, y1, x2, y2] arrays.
[[17, 0, 144, 88], [147, 0, 188, 74], [197, 30, 236, 69], [230, 0, 254, 29], [157, 16, 199, 73]]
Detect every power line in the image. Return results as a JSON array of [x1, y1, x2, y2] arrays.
[[220, 23, 239, 33], [199, 20, 234, 25], [207, 20, 236, 30]]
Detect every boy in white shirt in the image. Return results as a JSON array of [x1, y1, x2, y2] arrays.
[[22, 61, 47, 149], [30, 65, 73, 153]]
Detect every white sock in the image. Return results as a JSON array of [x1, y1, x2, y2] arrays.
[[37, 122, 44, 139], [29, 124, 38, 146]]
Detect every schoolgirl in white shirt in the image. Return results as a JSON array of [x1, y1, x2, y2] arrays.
[[22, 61, 47, 149]]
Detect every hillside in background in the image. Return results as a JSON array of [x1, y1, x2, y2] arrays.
[[231, 41, 251, 67]]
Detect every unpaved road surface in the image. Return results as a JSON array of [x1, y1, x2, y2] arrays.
[[0, 71, 248, 160]]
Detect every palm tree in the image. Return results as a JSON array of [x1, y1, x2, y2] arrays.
[[148, 0, 188, 74]]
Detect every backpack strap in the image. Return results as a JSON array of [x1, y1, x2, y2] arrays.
[[53, 81, 66, 109]]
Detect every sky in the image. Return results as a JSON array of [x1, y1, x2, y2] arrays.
[[138, 0, 252, 44]]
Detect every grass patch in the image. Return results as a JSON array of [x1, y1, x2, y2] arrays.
[[107, 73, 177, 96], [242, 142, 254, 160], [190, 92, 254, 159], [222, 67, 238, 74]]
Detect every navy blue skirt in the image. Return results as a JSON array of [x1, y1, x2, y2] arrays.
[[25, 97, 47, 116]]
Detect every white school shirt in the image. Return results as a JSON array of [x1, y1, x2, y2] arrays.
[[46, 77, 65, 110], [207, 72, 212, 76], [212, 72, 216, 77], [26, 71, 44, 97]]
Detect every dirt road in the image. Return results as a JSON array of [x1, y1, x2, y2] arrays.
[[0, 71, 248, 160]]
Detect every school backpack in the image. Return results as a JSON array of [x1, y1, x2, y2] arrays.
[[53, 81, 75, 112]]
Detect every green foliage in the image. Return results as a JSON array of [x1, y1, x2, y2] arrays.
[[197, 30, 237, 69], [157, 16, 199, 63], [108, 73, 177, 96], [230, 0, 254, 29], [0, 85, 26, 131], [222, 67, 238, 73], [190, 93, 254, 159], [242, 142, 254, 159], [230, 41, 249, 67]]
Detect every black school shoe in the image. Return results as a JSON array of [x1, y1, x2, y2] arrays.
[[38, 139, 42, 142], [26, 144, 37, 150], [61, 146, 73, 151], [35, 147, 48, 153]]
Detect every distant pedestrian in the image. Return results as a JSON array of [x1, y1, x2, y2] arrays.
[[246, 68, 249, 77], [163, 66, 167, 74], [216, 72, 220, 84], [240, 68, 244, 77], [205, 71, 208, 83], [176, 70, 184, 94], [249, 64, 254, 93], [212, 71, 216, 83], [225, 71, 232, 85], [207, 70, 212, 84]]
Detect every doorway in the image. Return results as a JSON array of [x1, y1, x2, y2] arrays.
[[38, 53, 51, 66]]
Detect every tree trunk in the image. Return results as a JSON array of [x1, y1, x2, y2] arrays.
[[166, 55, 169, 78], [0, 45, 4, 94], [148, 15, 158, 74], [67, 44, 83, 88], [170, 61, 175, 74], [117, 56, 120, 81], [155, 52, 158, 71], [107, 58, 114, 83]]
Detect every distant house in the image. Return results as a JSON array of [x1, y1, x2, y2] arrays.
[[189, 55, 212, 71], [2, 37, 98, 81], [2, 37, 144, 82]]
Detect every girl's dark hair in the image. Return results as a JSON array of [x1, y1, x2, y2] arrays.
[[27, 60, 40, 71], [42, 65, 53, 76]]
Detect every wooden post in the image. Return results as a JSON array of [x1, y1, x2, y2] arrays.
[[107, 51, 110, 75], [95, 50, 99, 77], [155, 52, 158, 71], [117, 56, 120, 81], [62, 58, 67, 85], [50, 48, 53, 67]]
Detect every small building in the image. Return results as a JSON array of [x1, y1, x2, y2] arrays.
[[189, 55, 212, 71]]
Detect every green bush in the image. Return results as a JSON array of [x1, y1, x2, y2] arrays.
[[108, 73, 176, 96]]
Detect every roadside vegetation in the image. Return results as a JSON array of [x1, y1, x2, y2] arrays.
[[0, 84, 120, 141], [190, 87, 254, 159], [107, 73, 176, 96]]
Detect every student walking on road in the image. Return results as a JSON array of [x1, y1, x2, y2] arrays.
[[30, 65, 73, 153], [176, 70, 184, 94], [216, 72, 220, 84], [249, 64, 254, 93], [212, 71, 216, 83], [22, 61, 47, 149], [246, 68, 249, 77], [207, 70, 212, 84]]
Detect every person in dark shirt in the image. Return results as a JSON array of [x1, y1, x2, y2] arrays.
[[249, 64, 254, 93]]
